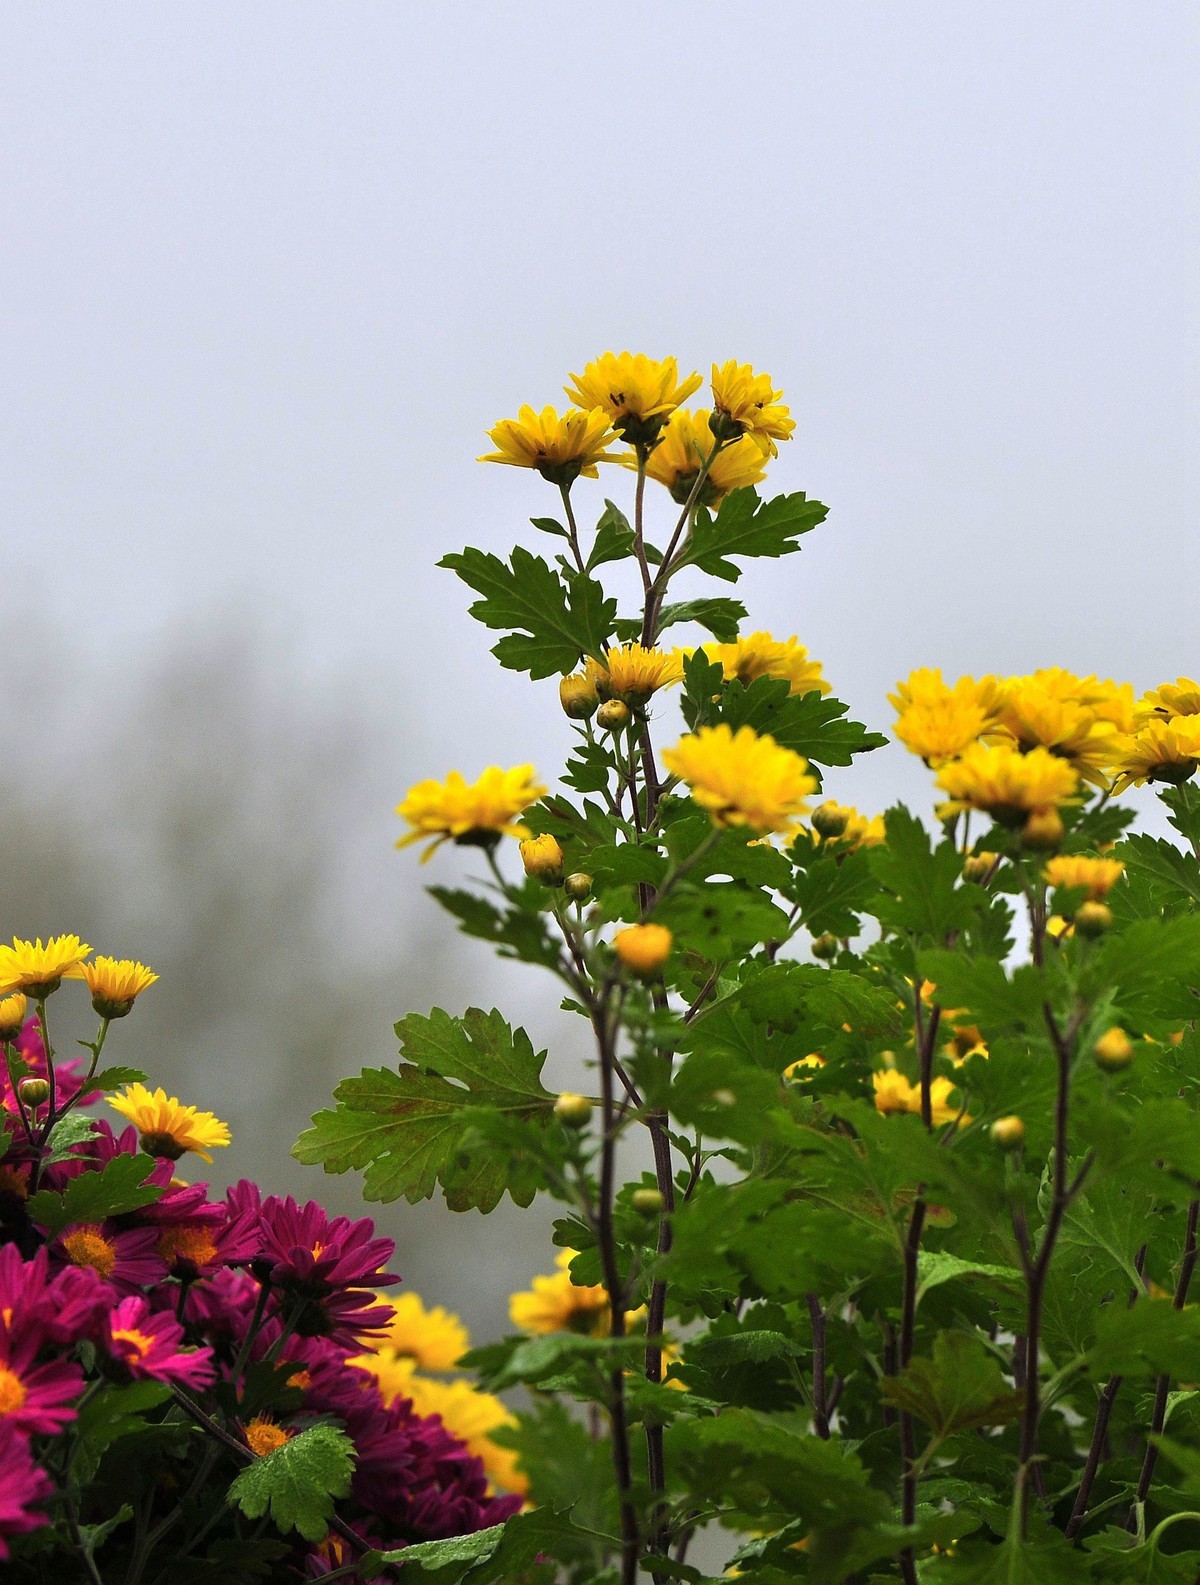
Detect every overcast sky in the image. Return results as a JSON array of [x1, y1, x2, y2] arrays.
[[3, 3, 1197, 924]]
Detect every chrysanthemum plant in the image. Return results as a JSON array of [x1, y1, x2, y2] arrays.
[[0, 946, 523, 1578], [300, 352, 1200, 1584]]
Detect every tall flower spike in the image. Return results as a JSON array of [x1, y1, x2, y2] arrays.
[[479, 405, 618, 486]]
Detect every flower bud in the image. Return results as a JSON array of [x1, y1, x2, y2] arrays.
[[962, 852, 997, 883], [554, 1092, 593, 1128], [17, 1076, 50, 1107], [811, 932, 839, 961], [811, 803, 848, 840], [990, 1114, 1026, 1150], [559, 671, 599, 720], [1094, 1027, 1134, 1071], [614, 922, 672, 979], [1021, 808, 1065, 851], [520, 834, 564, 888], [596, 699, 631, 733], [631, 1187, 665, 1217], [564, 872, 593, 902], [1074, 901, 1112, 939], [0, 994, 27, 1041]]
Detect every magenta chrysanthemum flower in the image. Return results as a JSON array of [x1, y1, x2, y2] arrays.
[[0, 1424, 54, 1560], [0, 1321, 85, 1436], [53, 1221, 167, 1293], [104, 1295, 216, 1389], [0, 1244, 108, 1348], [257, 1197, 398, 1343], [182, 1266, 263, 1345]]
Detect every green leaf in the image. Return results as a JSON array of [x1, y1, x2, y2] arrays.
[[881, 1332, 1024, 1435], [870, 805, 979, 939], [27, 1151, 163, 1236], [915, 1252, 1023, 1310], [439, 546, 615, 677], [1160, 781, 1200, 850], [41, 1112, 99, 1164], [293, 1008, 556, 1211], [1088, 1300, 1200, 1379], [788, 845, 876, 938], [924, 1531, 1087, 1583], [585, 500, 636, 571], [367, 1509, 600, 1585], [1113, 833, 1200, 917], [1084, 914, 1200, 1023], [87, 1065, 149, 1091], [710, 676, 887, 768], [656, 596, 747, 643], [529, 514, 568, 540], [676, 488, 827, 582], [428, 886, 562, 970], [226, 1423, 354, 1543]]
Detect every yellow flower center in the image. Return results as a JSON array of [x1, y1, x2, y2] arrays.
[[245, 1417, 292, 1457], [110, 1325, 155, 1361], [156, 1225, 220, 1268], [61, 1225, 118, 1278], [0, 1365, 27, 1416]]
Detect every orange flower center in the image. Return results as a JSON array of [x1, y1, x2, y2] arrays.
[[61, 1225, 117, 1278], [286, 1367, 312, 1391], [156, 1225, 219, 1269], [110, 1325, 155, 1362], [0, 1165, 28, 1200], [245, 1416, 292, 1457], [0, 1365, 27, 1416]]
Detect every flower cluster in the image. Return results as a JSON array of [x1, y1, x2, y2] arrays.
[[480, 350, 794, 497], [0, 952, 521, 1572]]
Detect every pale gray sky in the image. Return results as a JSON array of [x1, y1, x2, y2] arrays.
[[2, 4, 1197, 1235]]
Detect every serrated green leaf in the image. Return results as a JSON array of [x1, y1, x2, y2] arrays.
[[87, 1065, 149, 1091], [226, 1423, 354, 1542], [675, 488, 827, 582], [293, 1008, 555, 1211], [367, 1508, 600, 1585], [657, 596, 748, 643], [708, 676, 887, 768], [916, 1251, 1023, 1309], [440, 546, 616, 677], [870, 805, 980, 940], [427, 886, 562, 970], [881, 1332, 1024, 1435], [28, 1151, 163, 1236], [585, 500, 636, 571]]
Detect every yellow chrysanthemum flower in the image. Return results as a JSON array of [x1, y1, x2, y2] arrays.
[[109, 1083, 231, 1163], [479, 405, 618, 485], [600, 643, 683, 701], [64, 956, 158, 1019], [681, 632, 829, 698], [872, 1070, 970, 1127], [357, 1353, 527, 1495], [994, 674, 1123, 787], [888, 668, 1006, 720], [509, 1249, 611, 1337], [663, 724, 817, 837], [783, 1053, 825, 1080], [935, 743, 1080, 823], [636, 408, 767, 506], [944, 1023, 988, 1066], [362, 1292, 470, 1373], [564, 352, 702, 446], [395, 765, 547, 861], [1043, 855, 1125, 900], [0, 994, 27, 1040], [1108, 716, 1200, 794], [0, 935, 91, 997], [1137, 677, 1200, 723], [709, 360, 796, 456]]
